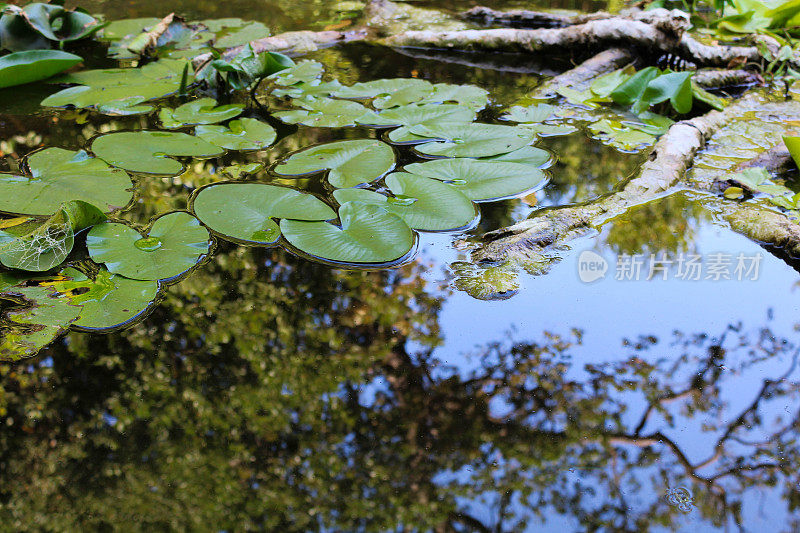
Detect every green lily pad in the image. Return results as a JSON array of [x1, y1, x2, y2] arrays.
[[273, 97, 378, 128], [0, 50, 83, 89], [416, 83, 489, 111], [280, 202, 415, 264], [195, 118, 277, 151], [274, 139, 395, 189], [333, 173, 476, 231], [0, 200, 105, 272], [272, 79, 343, 99], [100, 17, 160, 40], [42, 59, 191, 115], [413, 124, 537, 158], [371, 104, 476, 143], [0, 285, 81, 362], [335, 78, 432, 100], [0, 148, 133, 216], [587, 119, 656, 152], [192, 182, 335, 245], [87, 212, 210, 281], [502, 104, 556, 123], [403, 158, 548, 202], [268, 60, 324, 85], [482, 146, 552, 167], [91, 131, 224, 176], [52, 267, 160, 330], [213, 21, 270, 48], [159, 98, 244, 129]]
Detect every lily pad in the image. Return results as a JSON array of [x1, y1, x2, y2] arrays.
[[335, 78, 432, 100], [274, 139, 395, 189], [91, 131, 224, 175], [192, 182, 335, 245], [273, 97, 378, 128], [417, 83, 489, 111], [52, 267, 160, 330], [0, 50, 83, 89], [87, 212, 210, 281], [268, 60, 324, 85], [272, 79, 343, 99], [280, 202, 414, 264], [0, 200, 105, 272], [100, 17, 160, 40], [0, 148, 133, 216], [0, 285, 81, 362], [333, 173, 476, 231], [195, 118, 277, 151], [502, 104, 556, 123], [413, 124, 537, 158], [372, 104, 476, 143], [403, 158, 548, 202], [42, 59, 191, 115], [213, 21, 270, 48], [159, 98, 244, 129], [482, 146, 552, 167]]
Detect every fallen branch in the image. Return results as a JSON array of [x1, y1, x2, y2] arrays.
[[463, 5, 615, 28], [692, 68, 762, 90], [530, 48, 634, 98], [472, 96, 757, 264]]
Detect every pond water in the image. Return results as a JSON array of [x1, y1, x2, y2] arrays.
[[2, 0, 800, 531]]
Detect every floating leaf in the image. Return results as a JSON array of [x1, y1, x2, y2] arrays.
[[335, 78, 432, 100], [51, 267, 159, 330], [729, 167, 792, 196], [268, 60, 324, 85], [280, 202, 414, 264], [274, 139, 395, 189], [272, 79, 342, 98], [0, 148, 133, 216], [42, 59, 192, 115], [413, 124, 537, 158], [0, 286, 80, 362], [99, 17, 160, 40], [723, 186, 744, 199], [91, 131, 224, 175], [273, 97, 378, 127], [159, 97, 243, 129], [213, 21, 270, 48], [403, 158, 548, 202], [334, 173, 476, 231], [87, 212, 210, 281], [502, 104, 556, 123], [0, 200, 105, 272], [587, 119, 656, 152], [372, 104, 476, 143], [219, 162, 264, 179], [0, 50, 82, 89], [195, 118, 277, 151], [192, 182, 335, 245], [417, 83, 489, 111], [482, 146, 552, 167]]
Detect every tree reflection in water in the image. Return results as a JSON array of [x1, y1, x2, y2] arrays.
[[1, 242, 799, 531]]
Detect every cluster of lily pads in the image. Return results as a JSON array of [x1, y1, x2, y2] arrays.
[[0, 43, 558, 361]]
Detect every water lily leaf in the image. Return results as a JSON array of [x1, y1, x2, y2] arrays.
[[91, 131, 224, 176], [482, 146, 552, 167], [195, 118, 277, 151], [502, 104, 555, 123], [274, 139, 395, 189], [521, 123, 578, 137], [280, 202, 414, 264], [0, 285, 80, 362], [21, 3, 103, 42], [273, 97, 378, 127], [87, 212, 210, 281], [724, 186, 744, 199], [0, 6, 50, 52], [100, 17, 160, 40], [51, 267, 159, 330], [334, 78, 432, 100], [729, 167, 792, 196], [42, 59, 191, 115], [588, 118, 656, 152], [0, 200, 105, 272], [403, 157, 548, 202], [373, 104, 476, 142], [0, 50, 82, 89], [413, 124, 537, 158], [272, 79, 342, 98], [192, 182, 335, 245], [159, 97, 243, 129], [334, 173, 476, 231], [268, 60, 324, 85], [0, 148, 133, 216], [213, 21, 270, 48], [219, 162, 264, 179], [417, 83, 489, 111]]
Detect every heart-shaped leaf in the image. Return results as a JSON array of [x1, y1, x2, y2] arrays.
[[333, 173, 476, 231], [91, 131, 224, 175], [159, 97, 244, 128], [0, 50, 83, 89], [0, 200, 105, 272], [482, 146, 552, 167], [195, 118, 277, 151], [0, 148, 133, 216], [403, 158, 548, 202], [213, 21, 270, 48], [52, 267, 160, 330], [87, 212, 210, 281], [416, 83, 489, 111], [192, 182, 335, 245], [0, 285, 81, 362], [371, 104, 476, 143], [272, 79, 343, 98], [413, 123, 537, 158], [267, 60, 324, 85], [274, 139, 395, 189], [280, 202, 414, 265], [334, 78, 432, 100], [273, 97, 378, 128], [501, 104, 556, 124]]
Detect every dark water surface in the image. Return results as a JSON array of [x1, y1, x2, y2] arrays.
[[2, 1, 800, 531]]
